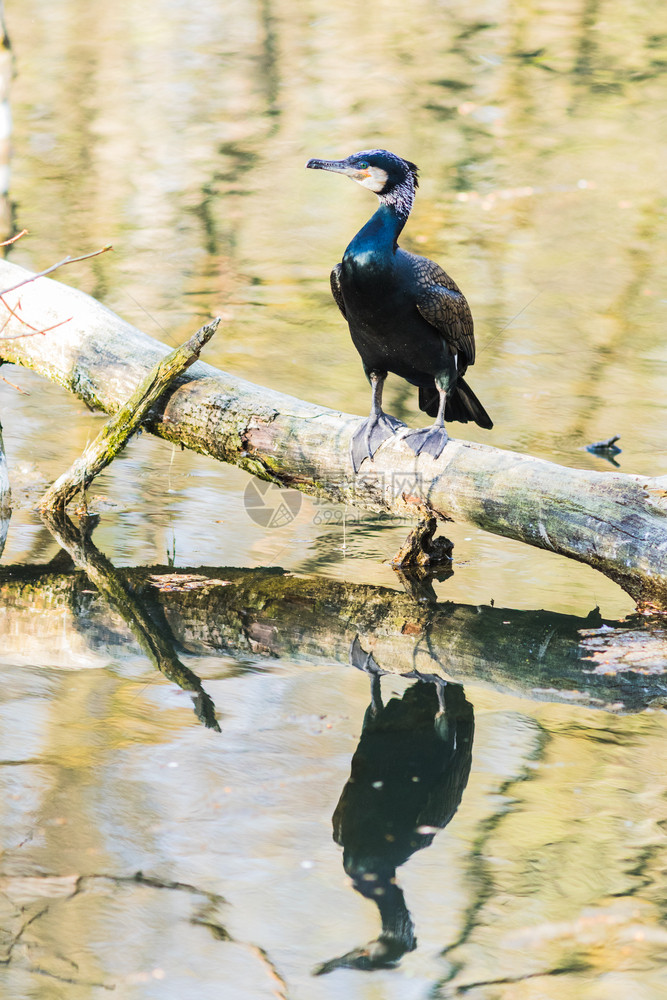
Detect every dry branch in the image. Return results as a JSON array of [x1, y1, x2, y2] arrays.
[[0, 259, 665, 608], [0, 244, 112, 300], [39, 317, 220, 510], [0, 244, 113, 342], [0, 230, 28, 247]]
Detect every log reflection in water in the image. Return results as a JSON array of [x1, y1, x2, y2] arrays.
[[39, 510, 221, 731], [158, 571, 667, 712], [2, 539, 667, 711], [316, 639, 474, 973]]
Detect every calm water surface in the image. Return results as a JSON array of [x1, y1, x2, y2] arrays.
[[1, 1, 667, 997]]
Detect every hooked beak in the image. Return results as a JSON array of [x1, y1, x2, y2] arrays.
[[306, 157, 356, 176]]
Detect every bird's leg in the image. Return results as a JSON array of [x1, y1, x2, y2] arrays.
[[349, 371, 404, 473], [404, 384, 449, 460]]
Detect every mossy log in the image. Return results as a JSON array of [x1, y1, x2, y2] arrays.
[[3, 560, 667, 713], [0, 260, 666, 608], [39, 318, 220, 510]]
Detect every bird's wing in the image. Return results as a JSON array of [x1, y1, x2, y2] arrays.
[[410, 255, 475, 366], [330, 263, 347, 320]]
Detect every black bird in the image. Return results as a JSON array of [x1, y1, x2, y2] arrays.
[[306, 149, 492, 472]]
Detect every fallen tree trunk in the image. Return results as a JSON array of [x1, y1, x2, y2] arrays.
[[0, 259, 665, 608]]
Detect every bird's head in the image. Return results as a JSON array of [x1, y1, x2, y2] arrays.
[[306, 149, 418, 216]]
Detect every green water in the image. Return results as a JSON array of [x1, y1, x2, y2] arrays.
[[1, 1, 667, 996]]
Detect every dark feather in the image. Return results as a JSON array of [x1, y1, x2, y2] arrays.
[[410, 254, 475, 367], [330, 263, 347, 320], [419, 379, 492, 427]]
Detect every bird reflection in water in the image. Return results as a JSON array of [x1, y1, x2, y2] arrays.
[[315, 637, 474, 974]]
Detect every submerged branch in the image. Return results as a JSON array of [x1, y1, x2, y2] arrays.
[[0, 259, 665, 607]]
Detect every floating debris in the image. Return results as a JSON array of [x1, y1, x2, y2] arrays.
[[586, 435, 622, 466], [586, 434, 621, 455]]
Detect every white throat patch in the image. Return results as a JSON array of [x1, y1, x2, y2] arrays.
[[356, 166, 389, 193]]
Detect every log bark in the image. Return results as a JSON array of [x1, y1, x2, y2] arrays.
[[0, 259, 665, 608]]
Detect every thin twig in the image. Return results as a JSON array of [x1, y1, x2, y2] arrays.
[[0, 310, 73, 341], [1, 374, 29, 394], [0, 229, 28, 247], [0, 244, 113, 297], [0, 242, 111, 340], [0, 291, 41, 329]]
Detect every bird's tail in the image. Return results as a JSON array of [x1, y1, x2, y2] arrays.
[[419, 378, 493, 429]]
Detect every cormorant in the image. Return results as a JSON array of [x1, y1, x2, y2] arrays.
[[306, 149, 493, 472]]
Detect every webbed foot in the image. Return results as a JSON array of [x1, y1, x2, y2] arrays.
[[350, 412, 404, 473], [403, 425, 449, 460]]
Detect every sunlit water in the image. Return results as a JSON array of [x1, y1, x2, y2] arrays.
[[1, 1, 667, 997]]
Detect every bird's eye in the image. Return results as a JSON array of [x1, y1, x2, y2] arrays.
[[357, 161, 369, 170]]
